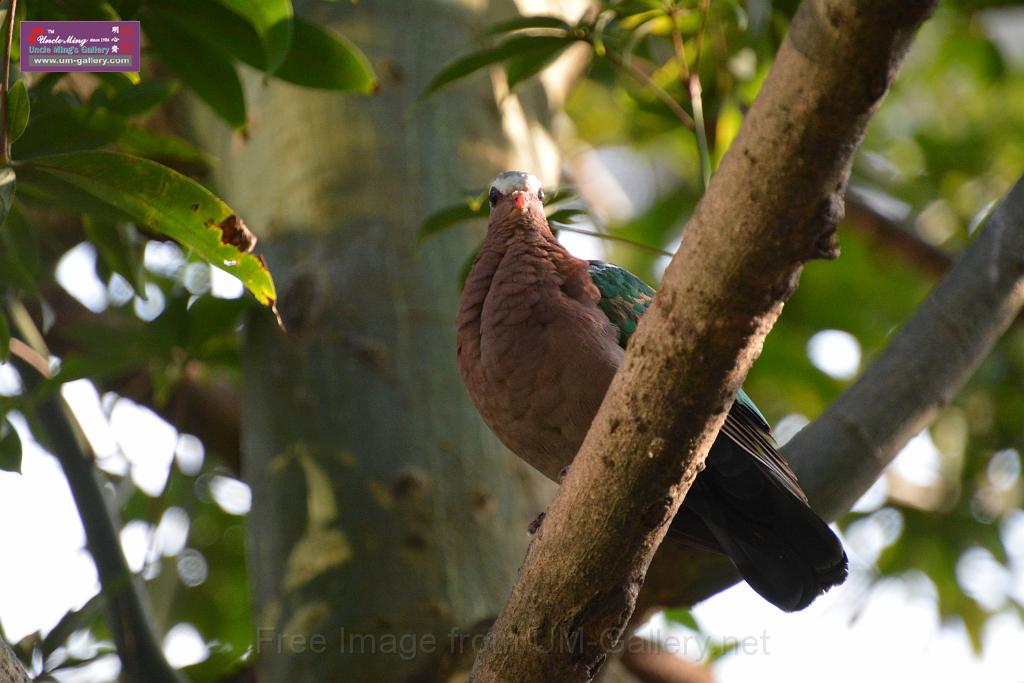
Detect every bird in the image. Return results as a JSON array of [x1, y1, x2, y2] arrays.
[[455, 170, 848, 612]]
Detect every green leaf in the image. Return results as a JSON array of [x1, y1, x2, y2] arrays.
[[148, 0, 264, 66], [419, 199, 488, 242], [0, 166, 14, 226], [216, 0, 293, 74], [92, 78, 179, 117], [146, 1, 374, 92], [185, 295, 250, 353], [423, 40, 512, 96], [663, 607, 700, 632], [505, 37, 575, 89], [608, 185, 695, 247], [142, 7, 247, 129], [424, 34, 577, 97], [705, 637, 741, 663], [273, 17, 376, 92], [6, 80, 29, 144], [16, 166, 135, 225], [481, 15, 572, 37], [93, 72, 141, 91], [110, 0, 143, 17], [34, 0, 121, 20], [0, 206, 37, 292], [41, 592, 105, 657], [56, 320, 172, 385], [23, 151, 276, 305], [83, 217, 146, 296], [13, 104, 125, 159], [0, 309, 8, 362], [118, 126, 215, 169], [0, 418, 21, 473], [541, 187, 577, 206], [546, 207, 586, 225]]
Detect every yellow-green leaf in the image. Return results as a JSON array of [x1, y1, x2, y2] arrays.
[[6, 80, 28, 143], [0, 166, 14, 226], [0, 309, 8, 362], [0, 418, 20, 473], [142, 7, 247, 129], [274, 18, 376, 93], [424, 35, 577, 98], [215, 0, 293, 74], [23, 151, 276, 306]]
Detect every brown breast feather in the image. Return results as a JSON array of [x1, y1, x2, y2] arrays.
[[456, 209, 622, 480]]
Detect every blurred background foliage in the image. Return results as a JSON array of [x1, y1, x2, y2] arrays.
[[0, 0, 374, 680], [0, 0, 1022, 681]]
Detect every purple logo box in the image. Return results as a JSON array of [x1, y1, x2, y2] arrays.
[[21, 21, 140, 73]]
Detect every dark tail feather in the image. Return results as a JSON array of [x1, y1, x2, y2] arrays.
[[670, 443, 848, 612]]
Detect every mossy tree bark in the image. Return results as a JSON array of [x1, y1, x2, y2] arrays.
[[188, 1, 563, 680]]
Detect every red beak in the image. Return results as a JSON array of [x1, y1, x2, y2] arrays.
[[513, 193, 528, 211]]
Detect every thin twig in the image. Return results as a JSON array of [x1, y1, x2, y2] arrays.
[[602, 49, 694, 130], [8, 337, 49, 377], [844, 187, 952, 278], [5, 301, 186, 683], [0, 0, 17, 165], [554, 223, 673, 257], [672, 1, 712, 190]]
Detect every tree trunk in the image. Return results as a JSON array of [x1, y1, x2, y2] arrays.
[[187, 2, 561, 680]]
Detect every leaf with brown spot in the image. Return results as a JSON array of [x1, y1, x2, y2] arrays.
[[217, 214, 257, 253], [21, 151, 277, 307]]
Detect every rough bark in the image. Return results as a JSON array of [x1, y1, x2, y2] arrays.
[[186, 1, 568, 681], [470, 1, 938, 680], [0, 636, 30, 683]]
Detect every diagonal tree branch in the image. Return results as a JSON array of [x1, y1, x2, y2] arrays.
[[470, 1, 938, 680], [5, 303, 185, 683], [636, 172, 1024, 613], [790, 174, 1024, 519], [15, 367, 186, 683], [843, 187, 953, 278], [619, 636, 714, 683], [0, 635, 29, 683]]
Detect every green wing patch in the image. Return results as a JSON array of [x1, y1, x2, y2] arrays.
[[587, 260, 655, 347], [586, 260, 805, 499]]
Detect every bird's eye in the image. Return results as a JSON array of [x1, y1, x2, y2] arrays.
[[537, 188, 545, 203], [488, 187, 499, 206]]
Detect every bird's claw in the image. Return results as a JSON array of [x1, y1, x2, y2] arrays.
[[527, 512, 546, 535]]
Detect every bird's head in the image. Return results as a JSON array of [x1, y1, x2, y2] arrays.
[[488, 171, 546, 224]]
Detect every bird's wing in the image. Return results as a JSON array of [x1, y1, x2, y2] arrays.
[[586, 260, 807, 502], [720, 389, 806, 502], [586, 260, 655, 347]]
